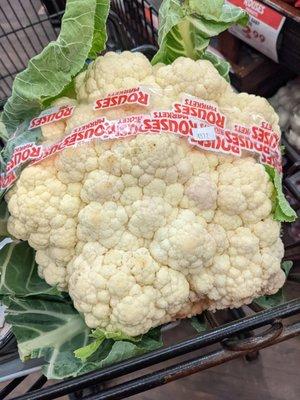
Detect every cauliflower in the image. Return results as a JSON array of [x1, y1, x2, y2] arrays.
[[6, 51, 286, 337]]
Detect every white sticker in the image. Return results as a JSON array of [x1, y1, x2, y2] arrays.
[[225, 0, 285, 63], [192, 126, 216, 141]]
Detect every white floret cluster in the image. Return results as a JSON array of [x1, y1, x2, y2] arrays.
[[6, 52, 285, 336]]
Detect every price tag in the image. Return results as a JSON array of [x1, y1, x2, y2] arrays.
[[226, 0, 286, 62], [192, 126, 216, 141]]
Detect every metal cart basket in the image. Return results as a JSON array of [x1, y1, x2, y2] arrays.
[[0, 0, 158, 107], [0, 1, 299, 399]]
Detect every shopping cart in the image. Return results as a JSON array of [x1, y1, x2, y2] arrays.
[[0, 0, 158, 107], [111, 0, 158, 45], [0, 1, 299, 399]]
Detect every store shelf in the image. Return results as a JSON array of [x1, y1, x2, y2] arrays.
[[226, 0, 300, 74], [262, 0, 300, 21]]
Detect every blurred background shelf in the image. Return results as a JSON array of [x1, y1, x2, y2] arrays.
[[262, 0, 300, 20]]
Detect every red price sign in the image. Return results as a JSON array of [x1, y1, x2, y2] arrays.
[[225, 0, 285, 62]]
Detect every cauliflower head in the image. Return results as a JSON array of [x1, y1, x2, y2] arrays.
[[6, 51, 285, 336]]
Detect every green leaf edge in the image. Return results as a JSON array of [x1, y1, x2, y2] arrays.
[[264, 165, 297, 222], [0, 0, 110, 140]]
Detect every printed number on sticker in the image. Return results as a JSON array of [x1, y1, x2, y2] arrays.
[[192, 126, 216, 141]]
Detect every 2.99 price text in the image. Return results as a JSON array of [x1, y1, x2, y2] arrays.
[[242, 26, 265, 43]]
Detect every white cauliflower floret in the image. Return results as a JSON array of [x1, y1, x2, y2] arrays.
[[6, 52, 286, 336], [181, 173, 218, 215], [6, 159, 80, 289], [154, 57, 228, 100], [77, 202, 128, 248], [128, 197, 172, 239], [124, 133, 187, 176], [219, 91, 281, 135], [36, 247, 73, 288], [80, 170, 124, 203], [76, 51, 153, 101], [251, 218, 281, 248], [217, 158, 273, 223], [55, 143, 99, 183], [68, 245, 192, 335], [150, 210, 216, 274]]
